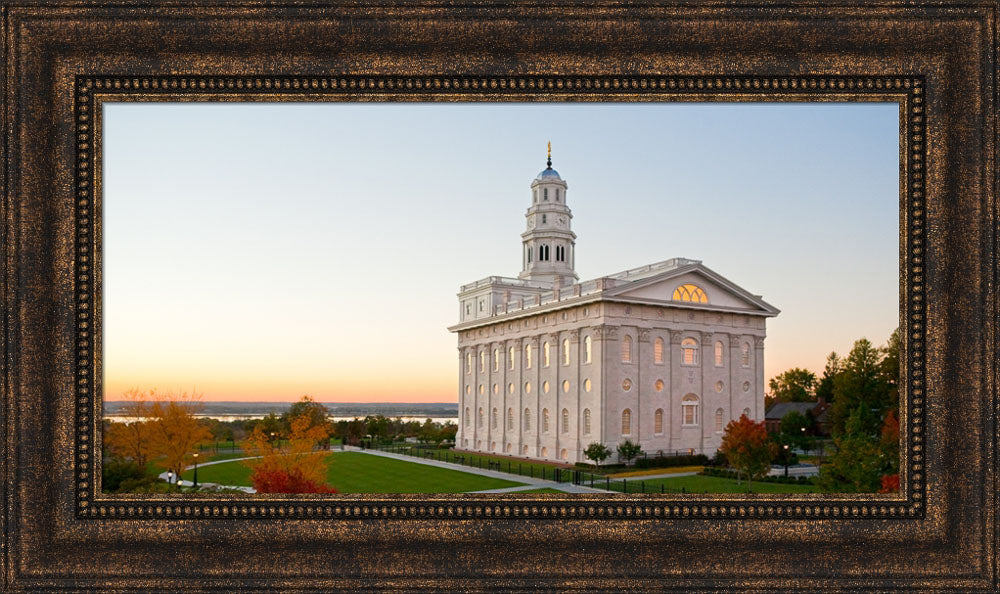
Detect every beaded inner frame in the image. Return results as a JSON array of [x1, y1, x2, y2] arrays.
[[75, 74, 924, 521]]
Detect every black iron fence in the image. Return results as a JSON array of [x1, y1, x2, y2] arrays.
[[368, 443, 700, 494]]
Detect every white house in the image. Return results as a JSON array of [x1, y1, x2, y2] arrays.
[[448, 146, 779, 464]]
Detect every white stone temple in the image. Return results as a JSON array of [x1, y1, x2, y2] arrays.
[[448, 144, 779, 464]]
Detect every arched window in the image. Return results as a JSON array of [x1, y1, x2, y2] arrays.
[[507, 408, 514, 430], [479, 350, 486, 372], [542, 214, 547, 224], [621, 335, 632, 363], [715, 341, 724, 366], [562, 339, 570, 365], [654, 408, 664, 434], [524, 408, 531, 431], [541, 447, 548, 457], [741, 342, 751, 367], [681, 395, 699, 426], [556, 188, 560, 201], [491, 408, 498, 429], [464, 407, 470, 425], [508, 346, 515, 369], [583, 408, 591, 434], [544, 188, 549, 201], [743, 407, 751, 418], [543, 342, 551, 367], [654, 337, 664, 364], [584, 336, 592, 363], [466, 352, 472, 373], [560, 448, 568, 460], [672, 283, 708, 303], [533, 190, 537, 203], [493, 348, 499, 371], [561, 408, 570, 434], [621, 409, 632, 435], [478, 407, 484, 427], [525, 344, 532, 368], [682, 338, 699, 365], [527, 246, 532, 263], [543, 409, 550, 433], [715, 408, 725, 432]]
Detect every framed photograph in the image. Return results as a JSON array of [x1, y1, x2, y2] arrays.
[[2, 2, 997, 591]]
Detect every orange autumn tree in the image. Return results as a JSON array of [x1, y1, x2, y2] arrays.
[[146, 391, 213, 478], [719, 414, 776, 493], [104, 388, 154, 468], [243, 411, 337, 494]]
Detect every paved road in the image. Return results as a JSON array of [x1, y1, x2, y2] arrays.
[[767, 463, 820, 477]]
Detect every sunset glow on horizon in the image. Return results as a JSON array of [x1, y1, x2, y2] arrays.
[[103, 103, 899, 403]]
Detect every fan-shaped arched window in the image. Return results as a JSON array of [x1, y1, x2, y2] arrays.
[[466, 352, 472, 373], [524, 408, 531, 431], [654, 337, 665, 364], [478, 407, 484, 427], [621, 335, 633, 363], [621, 409, 632, 435], [584, 336, 592, 363], [493, 348, 499, 371], [491, 408, 498, 429], [508, 346, 515, 369], [464, 407, 470, 425], [562, 339, 570, 365], [715, 408, 725, 432], [682, 338, 699, 365], [507, 408, 514, 430], [543, 408, 550, 433], [561, 408, 570, 434], [583, 408, 591, 434], [715, 341, 724, 366], [681, 394, 699, 426], [654, 408, 664, 434], [525, 344, 532, 369], [672, 283, 708, 303], [543, 342, 550, 367]]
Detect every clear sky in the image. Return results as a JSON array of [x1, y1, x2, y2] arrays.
[[103, 102, 899, 403]]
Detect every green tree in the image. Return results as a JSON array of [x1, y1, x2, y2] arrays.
[[418, 418, 439, 444], [767, 368, 817, 406], [584, 442, 612, 467], [616, 440, 643, 466], [778, 410, 814, 451], [815, 352, 841, 404], [719, 414, 775, 493], [281, 396, 330, 437], [829, 338, 892, 438]]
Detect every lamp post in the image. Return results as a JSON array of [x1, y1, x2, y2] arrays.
[[782, 444, 790, 477], [167, 470, 174, 486], [800, 426, 807, 455], [192, 452, 199, 488]]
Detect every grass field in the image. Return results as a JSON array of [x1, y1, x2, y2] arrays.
[[512, 488, 566, 494], [595, 473, 820, 494], [387, 447, 574, 480], [180, 452, 526, 493]]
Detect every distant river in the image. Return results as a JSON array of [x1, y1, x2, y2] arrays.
[[104, 414, 457, 424]]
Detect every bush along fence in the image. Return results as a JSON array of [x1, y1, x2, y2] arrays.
[[368, 443, 714, 494], [700, 466, 816, 485]]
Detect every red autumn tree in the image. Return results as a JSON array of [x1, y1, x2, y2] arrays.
[[878, 409, 901, 493], [243, 410, 336, 494], [719, 414, 776, 493]]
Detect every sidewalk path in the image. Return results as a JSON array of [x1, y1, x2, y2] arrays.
[[158, 456, 261, 493], [347, 446, 608, 493]]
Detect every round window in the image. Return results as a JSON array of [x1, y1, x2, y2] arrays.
[[622, 379, 632, 391], [524, 382, 532, 394], [742, 381, 751, 392], [584, 379, 592, 392], [715, 381, 724, 392], [654, 379, 664, 392], [543, 381, 550, 394], [562, 380, 570, 393]]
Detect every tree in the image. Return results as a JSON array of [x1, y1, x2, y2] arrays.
[[616, 440, 643, 466], [778, 410, 814, 452], [418, 419, 439, 444], [146, 391, 213, 478], [103, 388, 154, 469], [829, 337, 893, 438], [243, 412, 334, 494], [584, 442, 611, 467], [719, 414, 775, 493], [767, 368, 818, 405], [815, 352, 841, 404], [281, 395, 330, 439]]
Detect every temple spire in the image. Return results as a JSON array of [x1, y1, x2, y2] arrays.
[[546, 141, 552, 168]]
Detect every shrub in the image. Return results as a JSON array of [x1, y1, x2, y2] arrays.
[[102, 459, 148, 492], [634, 454, 709, 469], [251, 467, 339, 494]]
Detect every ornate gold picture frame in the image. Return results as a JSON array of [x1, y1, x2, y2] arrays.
[[2, 2, 996, 590]]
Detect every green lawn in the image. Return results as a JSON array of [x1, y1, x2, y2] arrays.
[[511, 488, 566, 494], [181, 452, 526, 493], [383, 447, 574, 480], [595, 473, 819, 494]]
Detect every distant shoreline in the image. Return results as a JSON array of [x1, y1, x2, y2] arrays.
[[102, 400, 459, 419]]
